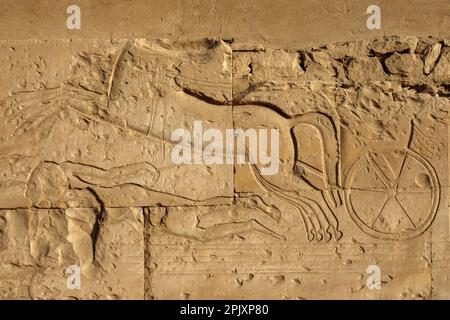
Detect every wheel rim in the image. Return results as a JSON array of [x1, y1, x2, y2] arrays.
[[344, 147, 440, 240]]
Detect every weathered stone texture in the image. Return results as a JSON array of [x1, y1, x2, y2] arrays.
[[1, 36, 449, 299]]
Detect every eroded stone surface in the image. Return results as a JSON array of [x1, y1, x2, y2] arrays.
[[0, 39, 233, 208], [0, 208, 143, 299], [1, 36, 449, 299]]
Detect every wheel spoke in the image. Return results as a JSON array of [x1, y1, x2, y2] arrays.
[[395, 196, 417, 229], [396, 189, 433, 193], [348, 187, 386, 192], [394, 153, 411, 188], [365, 154, 391, 189], [370, 197, 390, 228]]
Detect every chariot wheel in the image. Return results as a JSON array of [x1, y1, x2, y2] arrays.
[[344, 146, 440, 240]]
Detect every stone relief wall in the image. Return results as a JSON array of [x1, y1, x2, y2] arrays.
[[0, 36, 449, 299]]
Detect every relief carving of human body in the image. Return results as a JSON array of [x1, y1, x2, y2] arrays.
[[0, 40, 445, 273]]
